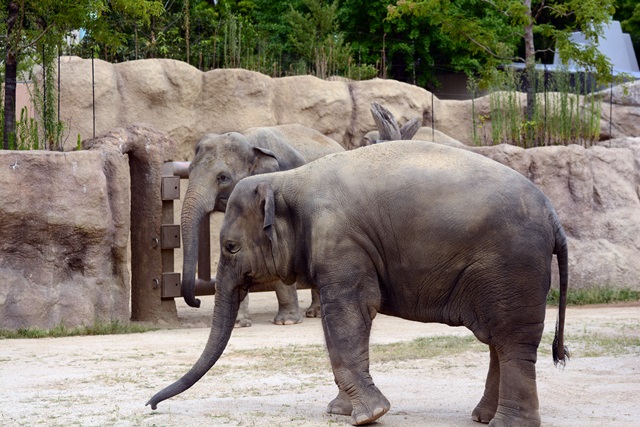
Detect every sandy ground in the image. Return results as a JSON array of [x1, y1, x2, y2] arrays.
[[1, 292, 639, 427]]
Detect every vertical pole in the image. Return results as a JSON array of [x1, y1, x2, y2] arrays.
[[43, 44, 47, 148], [92, 47, 96, 139], [57, 45, 60, 124], [431, 89, 435, 142], [609, 66, 613, 139], [544, 64, 548, 146]]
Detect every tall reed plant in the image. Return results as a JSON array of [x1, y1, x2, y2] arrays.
[[474, 66, 602, 148]]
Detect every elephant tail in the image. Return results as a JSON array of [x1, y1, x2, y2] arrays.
[[552, 218, 570, 366]]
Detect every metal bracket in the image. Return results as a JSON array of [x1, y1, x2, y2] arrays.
[[161, 224, 181, 249], [161, 176, 180, 200], [161, 273, 181, 298]]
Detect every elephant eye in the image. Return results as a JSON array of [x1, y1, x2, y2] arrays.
[[225, 241, 240, 254], [217, 173, 231, 185]]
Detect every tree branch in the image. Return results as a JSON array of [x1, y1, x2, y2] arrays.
[[479, 0, 511, 18], [18, 22, 56, 51]]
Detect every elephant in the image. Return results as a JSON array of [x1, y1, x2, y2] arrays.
[[148, 140, 569, 426], [180, 123, 344, 326]]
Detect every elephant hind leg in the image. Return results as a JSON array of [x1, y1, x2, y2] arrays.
[[273, 281, 303, 325], [235, 294, 252, 327], [489, 355, 541, 427], [305, 288, 322, 318], [472, 345, 500, 424], [489, 327, 544, 427]]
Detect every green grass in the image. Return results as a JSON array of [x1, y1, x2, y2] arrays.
[[371, 335, 484, 363], [547, 288, 640, 306], [0, 320, 156, 339]]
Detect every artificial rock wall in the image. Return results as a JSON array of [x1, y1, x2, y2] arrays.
[[0, 148, 130, 329], [0, 124, 177, 330]]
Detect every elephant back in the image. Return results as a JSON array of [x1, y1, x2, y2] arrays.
[[267, 124, 345, 161]]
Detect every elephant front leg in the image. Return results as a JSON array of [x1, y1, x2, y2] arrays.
[[319, 282, 390, 425], [472, 345, 500, 424], [327, 389, 353, 415], [273, 281, 303, 325]]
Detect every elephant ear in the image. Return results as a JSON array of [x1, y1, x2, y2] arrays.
[[256, 182, 275, 243], [256, 181, 293, 283], [251, 147, 281, 175]]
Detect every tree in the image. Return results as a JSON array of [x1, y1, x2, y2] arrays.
[[614, 0, 640, 60], [1, 1, 90, 148], [388, 0, 616, 120], [338, 0, 515, 86], [284, 0, 353, 77], [1, 0, 164, 149]]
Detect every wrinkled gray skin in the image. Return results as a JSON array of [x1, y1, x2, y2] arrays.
[[180, 124, 344, 326], [149, 141, 569, 427]]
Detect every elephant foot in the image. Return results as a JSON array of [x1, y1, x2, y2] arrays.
[[305, 303, 322, 318], [351, 399, 390, 426], [272, 309, 303, 325], [327, 390, 352, 415], [472, 396, 497, 424], [487, 408, 540, 427], [234, 318, 252, 328], [349, 390, 390, 426]]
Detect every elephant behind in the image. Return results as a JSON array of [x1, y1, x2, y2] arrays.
[[150, 140, 568, 426], [180, 123, 344, 326]]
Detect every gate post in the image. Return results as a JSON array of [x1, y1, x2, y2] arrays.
[[86, 124, 180, 323]]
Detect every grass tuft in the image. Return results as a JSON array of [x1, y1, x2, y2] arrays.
[[547, 288, 640, 306], [0, 320, 156, 339]]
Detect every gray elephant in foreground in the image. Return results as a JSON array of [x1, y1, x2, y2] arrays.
[[149, 141, 569, 426], [181, 124, 344, 326]]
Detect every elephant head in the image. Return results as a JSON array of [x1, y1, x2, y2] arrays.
[[180, 132, 289, 308], [147, 179, 286, 409]]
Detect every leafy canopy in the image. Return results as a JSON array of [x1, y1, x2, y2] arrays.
[[388, 0, 617, 84]]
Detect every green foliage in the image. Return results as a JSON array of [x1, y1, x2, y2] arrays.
[[471, 67, 602, 147], [614, 0, 640, 60], [0, 320, 156, 339], [546, 287, 640, 306], [389, 0, 619, 108], [284, 0, 353, 78]]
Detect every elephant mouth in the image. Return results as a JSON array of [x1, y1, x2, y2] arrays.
[[215, 198, 228, 211]]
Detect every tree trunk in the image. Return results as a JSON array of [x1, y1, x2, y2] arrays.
[[3, 2, 20, 150]]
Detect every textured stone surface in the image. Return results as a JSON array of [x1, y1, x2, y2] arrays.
[[83, 124, 179, 324], [55, 57, 640, 153], [0, 149, 130, 330], [471, 138, 640, 290]]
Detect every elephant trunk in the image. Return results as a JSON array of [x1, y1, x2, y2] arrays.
[[147, 288, 240, 409], [180, 188, 214, 308]]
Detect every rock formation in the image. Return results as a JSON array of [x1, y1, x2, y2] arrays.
[[472, 139, 640, 290], [0, 144, 130, 329], [0, 124, 179, 330], [55, 57, 640, 155]]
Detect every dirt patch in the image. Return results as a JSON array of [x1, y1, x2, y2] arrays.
[[1, 293, 639, 426]]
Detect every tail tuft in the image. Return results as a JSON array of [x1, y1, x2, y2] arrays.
[[552, 318, 570, 367]]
